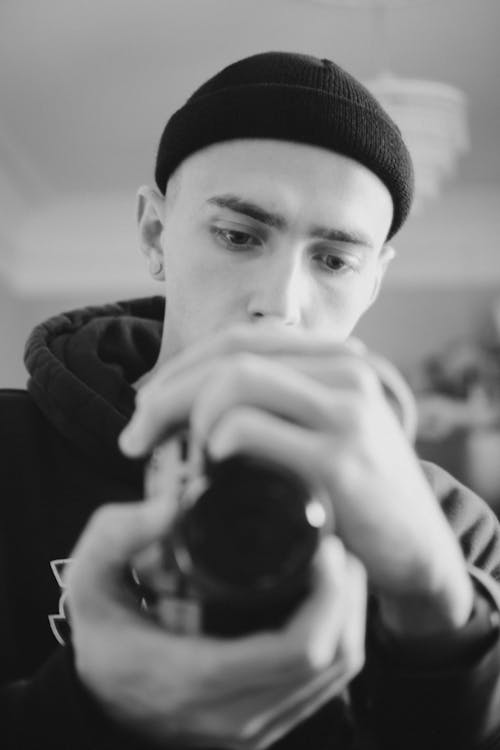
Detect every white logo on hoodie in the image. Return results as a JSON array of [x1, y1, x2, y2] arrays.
[[48, 559, 72, 645]]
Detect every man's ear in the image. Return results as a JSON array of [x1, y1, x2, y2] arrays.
[[136, 185, 166, 280], [367, 244, 396, 308]]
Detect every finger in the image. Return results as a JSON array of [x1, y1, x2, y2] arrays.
[[130, 540, 176, 596], [195, 540, 360, 748], [193, 542, 364, 694], [281, 536, 350, 674], [333, 552, 367, 676], [190, 355, 344, 447], [119, 359, 215, 456], [119, 330, 367, 456], [140, 325, 359, 391], [345, 335, 367, 355], [246, 555, 367, 749], [213, 536, 348, 687], [191, 349, 414, 449], [121, 351, 365, 459], [121, 332, 414, 464], [206, 406, 328, 488], [232, 550, 367, 749], [278, 350, 416, 441], [68, 497, 177, 597]]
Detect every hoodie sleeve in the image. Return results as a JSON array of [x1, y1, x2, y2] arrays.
[[351, 462, 500, 750], [2, 645, 165, 750]]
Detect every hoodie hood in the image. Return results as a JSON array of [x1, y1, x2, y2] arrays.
[[24, 296, 165, 480]]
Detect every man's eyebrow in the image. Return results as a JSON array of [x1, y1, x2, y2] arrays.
[[309, 225, 374, 249], [206, 194, 287, 230], [206, 194, 373, 248]]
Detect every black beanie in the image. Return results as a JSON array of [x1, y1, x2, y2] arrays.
[[155, 51, 414, 239]]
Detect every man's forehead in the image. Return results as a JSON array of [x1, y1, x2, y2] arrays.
[[179, 139, 383, 201], [175, 139, 393, 241], [181, 138, 345, 180]]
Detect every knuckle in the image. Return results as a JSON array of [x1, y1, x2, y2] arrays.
[[336, 393, 370, 434], [302, 639, 335, 675], [228, 352, 262, 380], [89, 503, 118, 531], [219, 406, 254, 443], [322, 387, 366, 434], [316, 433, 338, 474], [345, 337, 367, 356], [86, 503, 128, 542], [214, 352, 262, 394]]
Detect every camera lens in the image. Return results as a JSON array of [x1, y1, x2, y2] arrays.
[[169, 455, 331, 634]]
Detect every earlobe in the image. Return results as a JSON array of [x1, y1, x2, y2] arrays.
[[136, 185, 166, 280], [148, 253, 165, 280]]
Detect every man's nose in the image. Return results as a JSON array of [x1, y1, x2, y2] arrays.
[[246, 250, 309, 327]]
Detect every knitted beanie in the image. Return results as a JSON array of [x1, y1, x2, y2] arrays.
[[155, 51, 414, 239]]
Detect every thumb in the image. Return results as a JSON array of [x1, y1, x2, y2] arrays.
[[69, 497, 176, 582]]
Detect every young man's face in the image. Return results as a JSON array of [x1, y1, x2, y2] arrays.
[[142, 139, 394, 359]]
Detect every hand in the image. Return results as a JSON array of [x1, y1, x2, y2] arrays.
[[120, 325, 473, 635], [66, 497, 366, 748]]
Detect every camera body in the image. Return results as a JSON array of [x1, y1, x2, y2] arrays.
[[137, 352, 416, 638], [141, 435, 332, 637]]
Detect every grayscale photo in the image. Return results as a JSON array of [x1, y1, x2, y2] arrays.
[[1, 1, 500, 748]]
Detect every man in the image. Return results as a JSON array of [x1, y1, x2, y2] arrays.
[[2, 52, 500, 749]]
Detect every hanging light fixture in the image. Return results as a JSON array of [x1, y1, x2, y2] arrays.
[[299, 0, 470, 211], [364, 73, 468, 209]]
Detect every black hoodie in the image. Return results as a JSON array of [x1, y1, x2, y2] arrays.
[[2, 297, 500, 750]]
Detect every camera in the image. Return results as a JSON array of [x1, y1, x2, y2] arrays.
[[138, 354, 416, 638], [141, 435, 332, 637]]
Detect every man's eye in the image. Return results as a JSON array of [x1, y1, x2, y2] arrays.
[[212, 227, 261, 249], [315, 253, 355, 274]]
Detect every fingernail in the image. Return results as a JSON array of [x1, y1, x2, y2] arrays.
[[207, 430, 229, 462], [119, 427, 139, 455], [346, 337, 367, 355]]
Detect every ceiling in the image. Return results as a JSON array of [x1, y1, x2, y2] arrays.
[[1, 0, 499, 292]]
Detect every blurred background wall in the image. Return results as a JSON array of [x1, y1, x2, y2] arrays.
[[1, 0, 500, 507], [2, 0, 499, 385]]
